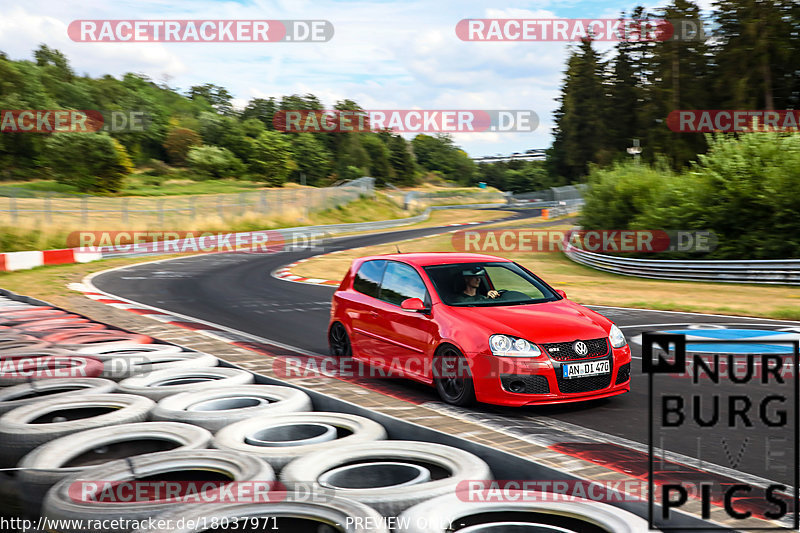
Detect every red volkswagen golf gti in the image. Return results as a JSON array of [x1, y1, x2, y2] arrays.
[[328, 253, 631, 406]]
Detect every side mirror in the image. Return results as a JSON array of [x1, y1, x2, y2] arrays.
[[555, 289, 567, 299], [401, 298, 429, 313]]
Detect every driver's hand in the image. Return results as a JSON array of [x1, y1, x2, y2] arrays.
[[487, 290, 500, 298]]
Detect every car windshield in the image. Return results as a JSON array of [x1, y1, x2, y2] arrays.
[[423, 262, 558, 306]]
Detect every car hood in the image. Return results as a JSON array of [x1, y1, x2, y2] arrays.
[[445, 299, 611, 343]]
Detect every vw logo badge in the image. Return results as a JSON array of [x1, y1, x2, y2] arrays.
[[573, 341, 588, 356]]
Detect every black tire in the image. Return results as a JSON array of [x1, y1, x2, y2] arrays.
[[17, 421, 211, 517], [328, 322, 351, 357], [433, 344, 476, 406], [0, 378, 117, 415], [0, 393, 154, 467], [42, 449, 274, 533], [150, 385, 312, 432]]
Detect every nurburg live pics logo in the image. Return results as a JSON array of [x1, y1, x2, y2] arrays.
[[643, 332, 799, 530]]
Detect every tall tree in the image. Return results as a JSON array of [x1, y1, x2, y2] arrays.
[[711, 0, 795, 110], [549, 38, 607, 180]]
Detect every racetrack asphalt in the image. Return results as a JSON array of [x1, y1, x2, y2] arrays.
[[93, 208, 799, 488]]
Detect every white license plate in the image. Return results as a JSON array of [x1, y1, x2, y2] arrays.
[[562, 360, 610, 379]]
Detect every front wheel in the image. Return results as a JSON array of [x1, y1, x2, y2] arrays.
[[434, 345, 476, 406], [328, 322, 352, 357]]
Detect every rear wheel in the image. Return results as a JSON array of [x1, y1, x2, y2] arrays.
[[434, 345, 476, 406], [328, 322, 351, 357]]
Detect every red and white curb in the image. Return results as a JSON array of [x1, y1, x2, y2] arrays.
[[0, 249, 102, 271], [273, 258, 340, 287]]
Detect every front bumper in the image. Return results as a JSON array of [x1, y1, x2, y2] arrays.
[[467, 344, 632, 407]]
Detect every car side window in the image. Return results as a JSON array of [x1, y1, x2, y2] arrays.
[[379, 261, 429, 306], [353, 260, 386, 298]]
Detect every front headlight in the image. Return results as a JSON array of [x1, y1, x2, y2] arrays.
[[609, 324, 627, 348], [489, 334, 542, 357]]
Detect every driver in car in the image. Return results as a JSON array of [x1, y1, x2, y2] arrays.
[[453, 267, 500, 303]]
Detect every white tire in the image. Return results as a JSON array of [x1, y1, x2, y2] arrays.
[[280, 441, 493, 516], [42, 450, 275, 533], [213, 412, 387, 471], [118, 367, 254, 401], [397, 492, 650, 532], [17, 421, 211, 517], [0, 393, 154, 466], [76, 343, 183, 356], [131, 499, 390, 533], [101, 352, 219, 380], [151, 385, 312, 432], [0, 378, 117, 414]]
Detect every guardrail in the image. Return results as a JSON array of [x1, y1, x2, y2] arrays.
[[564, 245, 800, 285]]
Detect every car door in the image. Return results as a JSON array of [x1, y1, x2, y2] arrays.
[[372, 261, 435, 379], [347, 259, 386, 365]]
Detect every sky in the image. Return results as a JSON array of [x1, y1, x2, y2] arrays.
[[0, 0, 713, 156]]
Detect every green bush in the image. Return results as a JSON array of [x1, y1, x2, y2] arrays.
[[186, 146, 244, 180], [43, 133, 133, 193], [581, 132, 800, 259]]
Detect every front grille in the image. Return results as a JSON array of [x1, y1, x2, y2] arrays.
[[543, 337, 609, 361], [555, 364, 613, 394], [616, 362, 631, 384], [501, 374, 550, 394]]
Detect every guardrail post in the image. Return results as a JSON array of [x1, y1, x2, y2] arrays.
[[217, 195, 224, 219], [9, 193, 17, 224], [81, 196, 88, 223], [46, 192, 52, 223], [158, 198, 164, 226], [122, 197, 128, 224]]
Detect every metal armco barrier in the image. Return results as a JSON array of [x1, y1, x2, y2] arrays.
[[564, 245, 800, 285]]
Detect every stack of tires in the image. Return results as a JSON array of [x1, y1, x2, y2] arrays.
[[0, 294, 649, 532]]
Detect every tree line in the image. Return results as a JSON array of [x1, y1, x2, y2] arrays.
[[548, 0, 800, 180], [0, 46, 504, 192]]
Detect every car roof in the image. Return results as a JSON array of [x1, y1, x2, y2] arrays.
[[356, 252, 513, 267]]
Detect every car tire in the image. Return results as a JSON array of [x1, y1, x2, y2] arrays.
[[397, 492, 650, 532], [328, 322, 352, 357], [213, 412, 387, 471], [129, 499, 390, 533], [42, 450, 275, 533], [101, 351, 219, 380], [280, 440, 493, 516], [0, 393, 155, 467], [434, 344, 476, 407], [0, 377, 117, 414], [118, 367, 254, 401], [17, 421, 212, 517], [151, 385, 312, 432]]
